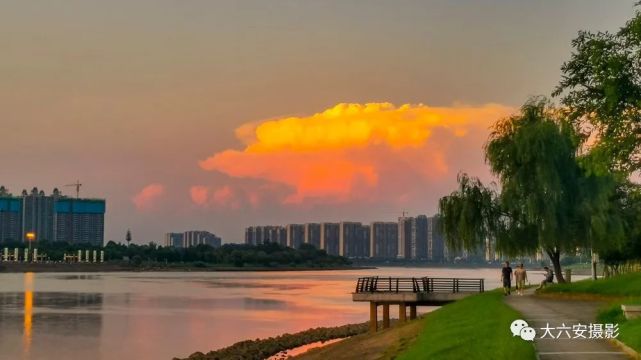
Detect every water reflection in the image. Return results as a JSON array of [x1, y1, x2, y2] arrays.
[[0, 274, 104, 360], [23, 273, 33, 358], [0, 267, 546, 360]]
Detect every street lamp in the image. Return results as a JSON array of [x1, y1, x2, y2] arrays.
[[26, 232, 35, 262]]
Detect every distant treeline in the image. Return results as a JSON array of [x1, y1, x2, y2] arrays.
[[0, 240, 352, 268]]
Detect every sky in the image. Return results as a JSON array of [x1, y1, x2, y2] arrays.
[[0, 0, 637, 244]]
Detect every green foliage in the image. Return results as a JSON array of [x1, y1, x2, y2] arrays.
[[439, 99, 628, 281], [599, 184, 641, 265], [597, 303, 626, 324], [131, 255, 143, 266], [398, 291, 536, 360], [619, 318, 641, 354], [553, 8, 641, 174], [0, 240, 351, 268], [440, 8, 641, 281], [438, 174, 499, 253]]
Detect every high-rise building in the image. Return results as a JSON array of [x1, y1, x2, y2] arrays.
[[304, 223, 321, 249], [0, 191, 22, 242], [245, 226, 269, 245], [427, 216, 445, 262], [55, 197, 105, 246], [411, 215, 428, 259], [164, 233, 184, 247], [263, 226, 276, 244], [244, 226, 256, 245], [397, 216, 412, 259], [245, 226, 278, 245], [286, 224, 305, 249], [0, 187, 105, 246], [254, 226, 264, 244], [339, 222, 369, 258], [167, 231, 221, 248], [264, 226, 286, 245], [183, 231, 222, 248], [362, 225, 370, 257], [320, 222, 340, 255], [485, 237, 496, 262], [370, 222, 398, 258], [22, 187, 56, 242], [276, 226, 287, 246]]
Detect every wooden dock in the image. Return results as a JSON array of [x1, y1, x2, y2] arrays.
[[353, 276, 485, 332]]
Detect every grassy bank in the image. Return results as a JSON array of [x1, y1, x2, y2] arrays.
[[540, 271, 641, 297], [540, 272, 641, 354], [397, 291, 536, 360], [295, 317, 424, 360], [297, 291, 535, 360]]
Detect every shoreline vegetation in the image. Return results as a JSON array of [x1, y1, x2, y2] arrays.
[[175, 322, 371, 360], [0, 242, 355, 272], [0, 262, 374, 273]]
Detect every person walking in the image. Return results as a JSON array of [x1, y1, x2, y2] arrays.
[[501, 261, 513, 296], [514, 263, 528, 296]]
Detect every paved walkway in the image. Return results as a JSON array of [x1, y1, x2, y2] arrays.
[[505, 289, 629, 359]]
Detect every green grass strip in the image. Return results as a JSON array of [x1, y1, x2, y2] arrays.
[[397, 291, 536, 360], [543, 272, 641, 354], [541, 272, 641, 296]]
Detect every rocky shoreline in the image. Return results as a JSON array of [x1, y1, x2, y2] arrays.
[[176, 322, 371, 360]]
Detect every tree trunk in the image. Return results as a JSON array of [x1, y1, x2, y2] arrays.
[[545, 248, 566, 283]]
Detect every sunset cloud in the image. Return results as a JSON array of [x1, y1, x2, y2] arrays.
[[132, 183, 165, 211], [189, 183, 268, 209], [199, 102, 512, 204], [189, 186, 210, 206]]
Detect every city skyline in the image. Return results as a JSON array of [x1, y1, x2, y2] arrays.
[[244, 214, 448, 262], [0, 186, 105, 245], [1, 1, 636, 244]]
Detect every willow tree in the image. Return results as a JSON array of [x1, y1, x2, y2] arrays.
[[439, 99, 623, 282]]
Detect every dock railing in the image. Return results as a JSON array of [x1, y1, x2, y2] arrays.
[[355, 276, 484, 294]]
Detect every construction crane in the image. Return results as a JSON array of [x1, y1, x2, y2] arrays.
[[64, 180, 82, 199]]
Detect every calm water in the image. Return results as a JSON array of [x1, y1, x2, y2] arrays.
[[0, 267, 520, 360]]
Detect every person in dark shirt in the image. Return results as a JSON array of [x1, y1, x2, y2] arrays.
[[501, 261, 513, 295], [537, 266, 554, 290]]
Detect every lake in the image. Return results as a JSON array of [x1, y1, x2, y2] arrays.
[[0, 267, 544, 360]]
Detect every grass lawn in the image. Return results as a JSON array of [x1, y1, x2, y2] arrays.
[[397, 291, 536, 360], [540, 272, 641, 297], [541, 272, 641, 354]]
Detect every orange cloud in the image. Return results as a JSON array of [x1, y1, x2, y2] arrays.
[[189, 184, 252, 209], [132, 183, 165, 211], [199, 102, 512, 204], [190, 186, 209, 206], [213, 186, 236, 207]]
